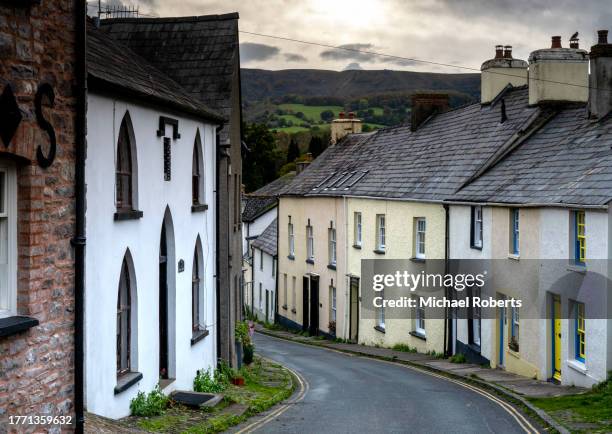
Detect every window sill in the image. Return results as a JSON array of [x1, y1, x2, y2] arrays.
[[305, 259, 314, 265], [327, 264, 337, 270], [114, 371, 143, 395], [0, 316, 39, 338], [373, 249, 386, 255], [507, 253, 520, 261], [470, 244, 483, 251], [352, 244, 362, 250], [374, 325, 386, 334], [410, 257, 426, 263], [409, 330, 426, 341], [191, 203, 208, 213], [287, 254, 295, 261], [567, 359, 587, 375], [507, 347, 520, 359], [114, 210, 143, 221], [567, 264, 587, 274], [291, 308, 296, 314], [191, 328, 209, 346]]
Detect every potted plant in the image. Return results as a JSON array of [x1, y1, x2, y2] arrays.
[[231, 374, 245, 386], [328, 321, 336, 337]]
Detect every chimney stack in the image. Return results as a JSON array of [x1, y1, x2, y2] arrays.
[[495, 45, 504, 59], [480, 45, 528, 104], [330, 112, 362, 145], [528, 35, 588, 105], [410, 93, 449, 131], [588, 30, 612, 119]]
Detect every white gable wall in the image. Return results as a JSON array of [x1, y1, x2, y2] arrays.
[[85, 93, 217, 419]]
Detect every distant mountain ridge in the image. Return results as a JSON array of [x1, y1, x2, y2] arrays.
[[240, 68, 481, 102]]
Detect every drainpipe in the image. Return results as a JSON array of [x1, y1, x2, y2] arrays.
[[72, 1, 87, 431], [343, 196, 349, 339], [274, 213, 279, 323], [215, 125, 222, 361], [443, 204, 452, 357]]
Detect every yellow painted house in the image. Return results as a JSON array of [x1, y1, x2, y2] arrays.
[[276, 74, 540, 354]]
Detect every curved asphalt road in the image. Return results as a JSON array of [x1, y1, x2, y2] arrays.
[[249, 333, 533, 434]]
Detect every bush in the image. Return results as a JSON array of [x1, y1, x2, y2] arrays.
[[392, 343, 416, 353], [243, 345, 254, 365], [450, 353, 467, 364], [130, 385, 169, 417], [194, 368, 227, 393]]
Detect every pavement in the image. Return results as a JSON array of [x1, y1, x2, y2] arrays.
[[242, 332, 541, 433], [254, 325, 585, 434]]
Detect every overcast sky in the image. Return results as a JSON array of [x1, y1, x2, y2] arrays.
[[90, 0, 611, 73]]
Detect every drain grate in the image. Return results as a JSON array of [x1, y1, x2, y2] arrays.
[[171, 391, 221, 408]]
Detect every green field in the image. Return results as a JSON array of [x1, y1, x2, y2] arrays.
[[278, 104, 344, 122]]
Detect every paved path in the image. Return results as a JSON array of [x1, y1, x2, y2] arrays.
[[248, 333, 538, 434]]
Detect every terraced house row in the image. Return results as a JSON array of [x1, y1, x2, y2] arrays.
[[274, 32, 612, 389]]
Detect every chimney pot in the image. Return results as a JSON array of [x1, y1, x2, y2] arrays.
[[495, 45, 504, 58], [339, 111, 345, 119], [598, 30, 609, 44], [503, 45, 513, 58], [348, 112, 354, 119], [551, 36, 562, 48]]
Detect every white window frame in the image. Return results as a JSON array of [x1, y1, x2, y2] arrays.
[[288, 216, 295, 257], [328, 223, 336, 266], [472, 205, 483, 248], [354, 212, 362, 246], [306, 223, 314, 261], [330, 285, 337, 322], [377, 214, 386, 251], [415, 218, 426, 259], [415, 300, 426, 336], [472, 287, 482, 346], [0, 164, 17, 318]]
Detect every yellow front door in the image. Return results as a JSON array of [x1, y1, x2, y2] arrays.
[[553, 296, 562, 381]]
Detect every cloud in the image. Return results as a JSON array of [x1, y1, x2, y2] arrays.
[[320, 43, 377, 62], [240, 43, 281, 63], [320, 42, 418, 68], [284, 53, 307, 62], [343, 62, 363, 70]]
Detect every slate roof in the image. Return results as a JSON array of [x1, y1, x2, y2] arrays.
[[87, 21, 224, 122], [452, 107, 612, 207], [281, 86, 539, 201], [251, 219, 277, 256], [242, 172, 296, 222], [99, 14, 239, 133]]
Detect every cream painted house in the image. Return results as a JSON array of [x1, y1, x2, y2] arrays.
[[277, 74, 539, 354]]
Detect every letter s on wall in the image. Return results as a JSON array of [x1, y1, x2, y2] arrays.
[[35, 83, 56, 168]]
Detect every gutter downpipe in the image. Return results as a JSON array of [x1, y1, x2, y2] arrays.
[[344, 195, 349, 339], [73, 0, 87, 431], [215, 125, 222, 361], [443, 203, 452, 357]]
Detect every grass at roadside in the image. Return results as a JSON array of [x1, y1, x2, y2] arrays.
[[529, 376, 612, 433], [124, 357, 295, 434]]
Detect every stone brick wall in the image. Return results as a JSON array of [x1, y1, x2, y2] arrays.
[[0, 1, 77, 430]]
